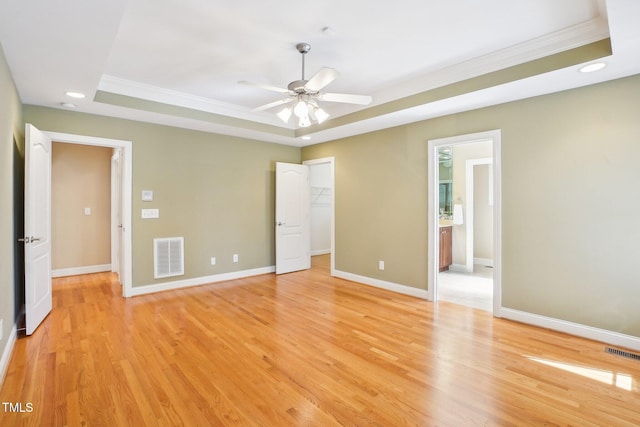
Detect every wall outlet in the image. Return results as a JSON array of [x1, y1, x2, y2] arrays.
[[233, 254, 239, 263], [378, 260, 385, 271], [84, 207, 91, 216], [210, 257, 216, 266]]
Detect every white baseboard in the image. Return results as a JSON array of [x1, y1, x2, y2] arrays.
[[311, 249, 331, 256], [53, 264, 111, 278], [333, 270, 429, 300], [449, 263, 468, 272], [129, 266, 276, 297], [501, 308, 640, 352], [474, 257, 494, 267], [1, 325, 17, 386]]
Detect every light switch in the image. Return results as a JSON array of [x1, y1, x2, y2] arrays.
[[141, 208, 159, 219], [84, 207, 91, 216], [141, 190, 153, 202]]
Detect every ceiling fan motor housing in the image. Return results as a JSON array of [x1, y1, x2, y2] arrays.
[[288, 79, 314, 94]]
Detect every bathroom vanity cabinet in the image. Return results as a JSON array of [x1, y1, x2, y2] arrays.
[[439, 226, 452, 272]]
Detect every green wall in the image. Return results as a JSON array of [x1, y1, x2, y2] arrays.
[[303, 74, 640, 338], [22, 106, 300, 287], [0, 43, 24, 358]]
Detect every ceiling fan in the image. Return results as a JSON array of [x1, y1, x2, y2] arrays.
[[239, 43, 372, 127]]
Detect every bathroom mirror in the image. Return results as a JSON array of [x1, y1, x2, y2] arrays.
[[438, 147, 453, 217]]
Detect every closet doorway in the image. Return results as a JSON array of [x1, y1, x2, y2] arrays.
[[304, 157, 335, 275]]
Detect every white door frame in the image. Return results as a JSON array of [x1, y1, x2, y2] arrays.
[[45, 131, 133, 297], [303, 157, 336, 276], [427, 129, 502, 316]]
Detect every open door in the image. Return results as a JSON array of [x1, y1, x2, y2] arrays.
[[24, 124, 52, 335], [111, 148, 123, 280], [275, 162, 310, 274]]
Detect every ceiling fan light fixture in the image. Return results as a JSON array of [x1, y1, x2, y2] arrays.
[[277, 107, 292, 123], [293, 100, 309, 118], [315, 107, 329, 124], [298, 115, 311, 128]]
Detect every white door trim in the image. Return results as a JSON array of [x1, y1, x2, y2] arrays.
[[303, 157, 336, 276], [427, 129, 502, 317], [44, 131, 133, 297]]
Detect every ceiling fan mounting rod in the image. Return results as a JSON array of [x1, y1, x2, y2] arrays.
[[296, 43, 311, 80]]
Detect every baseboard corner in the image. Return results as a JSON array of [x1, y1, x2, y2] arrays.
[[0, 324, 18, 386]]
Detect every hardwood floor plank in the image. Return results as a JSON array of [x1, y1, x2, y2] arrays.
[[1, 256, 639, 426]]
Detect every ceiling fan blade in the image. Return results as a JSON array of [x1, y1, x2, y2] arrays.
[[320, 92, 372, 105], [251, 97, 294, 112], [305, 67, 339, 92], [238, 80, 289, 94]]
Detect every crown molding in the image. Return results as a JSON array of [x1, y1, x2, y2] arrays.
[[98, 75, 292, 128], [373, 17, 610, 105]]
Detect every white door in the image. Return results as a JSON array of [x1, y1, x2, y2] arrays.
[[275, 162, 310, 274], [24, 124, 52, 335]]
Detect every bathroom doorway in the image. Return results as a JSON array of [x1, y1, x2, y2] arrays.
[[427, 130, 502, 316]]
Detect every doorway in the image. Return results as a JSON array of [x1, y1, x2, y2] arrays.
[[44, 131, 133, 297], [51, 143, 115, 279], [427, 130, 502, 316], [303, 157, 335, 276]]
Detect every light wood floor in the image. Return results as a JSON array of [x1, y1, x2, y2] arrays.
[[2, 255, 639, 426]]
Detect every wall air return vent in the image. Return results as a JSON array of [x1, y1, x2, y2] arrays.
[[154, 237, 184, 279]]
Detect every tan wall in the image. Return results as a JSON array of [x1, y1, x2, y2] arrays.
[[303, 74, 640, 338], [0, 42, 24, 351], [52, 143, 112, 270], [303, 126, 428, 288], [23, 106, 300, 287]]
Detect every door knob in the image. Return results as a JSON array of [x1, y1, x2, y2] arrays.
[[18, 236, 40, 243], [276, 222, 285, 226]]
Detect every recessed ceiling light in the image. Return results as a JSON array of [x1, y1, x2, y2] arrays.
[[579, 62, 607, 73], [65, 91, 85, 98], [60, 102, 77, 108], [301, 136, 311, 140]]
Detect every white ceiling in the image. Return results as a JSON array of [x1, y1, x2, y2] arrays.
[[1, 0, 639, 146]]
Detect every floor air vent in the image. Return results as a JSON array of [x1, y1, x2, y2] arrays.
[[605, 347, 640, 361], [154, 237, 184, 279]]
